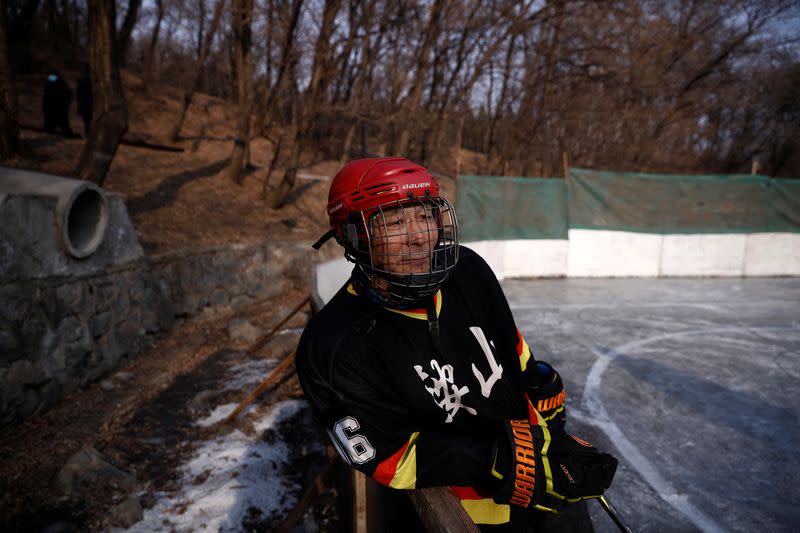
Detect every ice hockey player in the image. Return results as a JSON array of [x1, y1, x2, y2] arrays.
[[297, 157, 618, 531]]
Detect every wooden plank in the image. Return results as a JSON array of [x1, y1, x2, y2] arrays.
[[408, 486, 480, 533], [222, 351, 295, 424]]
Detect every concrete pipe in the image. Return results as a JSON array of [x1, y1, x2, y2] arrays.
[[0, 166, 109, 259]]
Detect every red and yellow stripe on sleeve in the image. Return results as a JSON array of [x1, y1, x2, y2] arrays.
[[450, 486, 510, 525], [372, 432, 420, 489], [516, 328, 532, 372]]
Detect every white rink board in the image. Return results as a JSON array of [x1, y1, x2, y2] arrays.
[[462, 241, 507, 279], [744, 233, 800, 276], [504, 239, 569, 278], [465, 240, 568, 279], [314, 257, 352, 306], [660, 234, 746, 276], [313, 233, 798, 306], [567, 230, 662, 277]]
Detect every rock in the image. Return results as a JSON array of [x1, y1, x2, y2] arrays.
[[116, 320, 143, 354], [41, 345, 67, 377], [140, 492, 157, 509], [88, 311, 112, 338], [228, 318, 263, 344], [112, 292, 131, 319], [0, 322, 22, 361], [94, 282, 118, 309], [20, 311, 49, 353], [35, 380, 62, 413], [109, 495, 143, 528], [6, 359, 48, 386], [155, 288, 175, 330], [0, 374, 23, 413], [55, 283, 86, 311], [115, 371, 134, 381], [209, 288, 229, 307], [263, 331, 301, 359], [19, 388, 39, 418], [57, 446, 137, 496], [0, 286, 30, 321], [188, 389, 221, 416], [96, 331, 122, 373], [99, 379, 115, 391], [55, 315, 83, 344], [40, 521, 77, 533]]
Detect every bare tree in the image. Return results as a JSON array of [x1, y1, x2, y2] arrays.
[[254, 0, 304, 137], [141, 0, 164, 92], [116, 0, 142, 66], [394, 0, 445, 156], [167, 0, 225, 142], [5, 0, 41, 72], [0, 3, 20, 159], [225, 0, 255, 182], [74, 0, 128, 186], [266, 0, 342, 208]]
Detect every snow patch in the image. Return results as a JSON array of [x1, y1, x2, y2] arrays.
[[127, 399, 308, 532]]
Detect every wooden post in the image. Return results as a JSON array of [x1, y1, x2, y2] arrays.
[[562, 151, 569, 180], [751, 159, 759, 175], [353, 470, 368, 533]]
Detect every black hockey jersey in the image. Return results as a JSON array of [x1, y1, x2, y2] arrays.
[[296, 246, 542, 525]]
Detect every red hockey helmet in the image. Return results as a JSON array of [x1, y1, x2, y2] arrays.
[[313, 157, 459, 307]]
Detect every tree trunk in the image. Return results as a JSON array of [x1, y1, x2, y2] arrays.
[[74, 0, 128, 186], [395, 0, 445, 156], [0, 4, 20, 159], [339, 122, 356, 166], [141, 0, 164, 92], [168, 0, 225, 142], [116, 0, 141, 67], [271, 141, 300, 208], [454, 113, 465, 176], [486, 34, 517, 175], [226, 0, 255, 183], [44, 0, 73, 61], [6, 0, 41, 73], [254, 0, 304, 136], [261, 133, 283, 198], [336, 0, 377, 163], [267, 0, 341, 208]]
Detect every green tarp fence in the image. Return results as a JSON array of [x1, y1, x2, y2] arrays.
[[456, 176, 568, 241], [567, 168, 800, 234], [456, 170, 800, 240]]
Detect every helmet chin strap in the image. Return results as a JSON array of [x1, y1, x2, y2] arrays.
[[352, 266, 434, 309], [312, 229, 336, 250], [425, 296, 444, 358]]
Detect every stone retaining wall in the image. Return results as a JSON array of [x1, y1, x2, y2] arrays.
[[0, 240, 316, 427]]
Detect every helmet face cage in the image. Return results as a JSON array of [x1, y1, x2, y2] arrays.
[[343, 194, 459, 307]]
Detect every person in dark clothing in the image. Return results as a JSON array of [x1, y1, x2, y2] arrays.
[[297, 157, 619, 531], [42, 70, 73, 135], [76, 64, 92, 136]]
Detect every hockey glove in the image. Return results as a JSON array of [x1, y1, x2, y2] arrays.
[[524, 361, 566, 430], [489, 417, 618, 512]]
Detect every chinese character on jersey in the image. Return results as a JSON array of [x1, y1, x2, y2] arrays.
[[414, 360, 477, 423]]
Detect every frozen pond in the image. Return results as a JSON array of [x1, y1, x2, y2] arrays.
[[501, 277, 800, 533]]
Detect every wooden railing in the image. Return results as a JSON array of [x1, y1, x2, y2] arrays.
[[351, 470, 479, 532], [408, 486, 480, 532]]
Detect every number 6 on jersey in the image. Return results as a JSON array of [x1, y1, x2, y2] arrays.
[[330, 416, 376, 465]]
